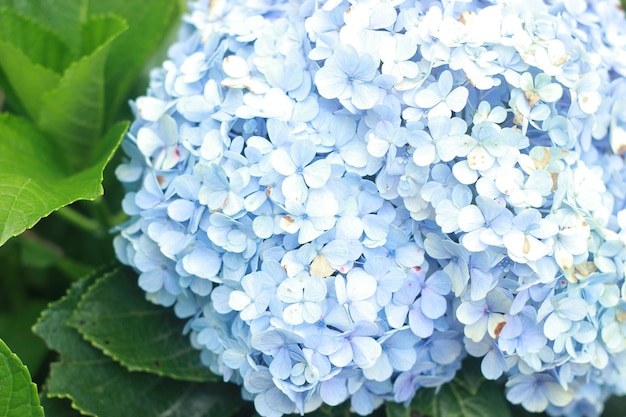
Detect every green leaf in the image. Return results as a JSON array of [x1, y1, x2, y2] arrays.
[[17, 233, 65, 269], [0, 301, 49, 375], [68, 265, 218, 382], [0, 338, 44, 417], [33, 269, 242, 417], [602, 396, 626, 417], [37, 15, 127, 171], [0, 8, 71, 72], [386, 360, 512, 417], [0, 0, 87, 51], [0, 115, 127, 246], [1, 0, 181, 123], [87, 0, 181, 122], [306, 402, 364, 417], [0, 9, 67, 119]]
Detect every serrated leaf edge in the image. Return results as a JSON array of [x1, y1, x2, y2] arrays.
[[0, 338, 44, 417], [37, 13, 128, 171], [41, 390, 96, 417], [67, 266, 216, 382], [0, 119, 128, 246], [0, 7, 72, 72], [32, 264, 113, 350]]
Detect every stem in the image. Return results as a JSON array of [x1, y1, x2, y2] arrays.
[[90, 197, 128, 229], [55, 206, 103, 234], [0, 242, 25, 311], [109, 210, 129, 227]]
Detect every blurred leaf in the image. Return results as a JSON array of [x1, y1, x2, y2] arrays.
[[0, 301, 49, 376], [0, 9, 65, 119], [17, 232, 64, 269], [305, 402, 363, 417], [509, 404, 542, 417], [386, 361, 512, 417], [33, 269, 242, 417], [0, 338, 44, 417], [603, 396, 626, 417], [68, 265, 218, 382], [0, 61, 26, 115], [0, 115, 128, 245], [86, 0, 181, 123], [2, 0, 181, 124], [0, 8, 70, 71], [0, 0, 87, 51], [38, 15, 127, 171]]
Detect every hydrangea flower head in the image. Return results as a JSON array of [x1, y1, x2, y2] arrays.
[[115, 0, 626, 415]]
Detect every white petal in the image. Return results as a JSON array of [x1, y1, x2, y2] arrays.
[[222, 55, 249, 78], [457, 205, 485, 232], [347, 269, 377, 301], [283, 304, 304, 325], [414, 86, 441, 108], [271, 149, 297, 175], [367, 136, 390, 158], [351, 337, 382, 369], [304, 276, 328, 302], [278, 278, 304, 303], [303, 160, 331, 188], [301, 302, 323, 323], [137, 127, 162, 157], [467, 146, 494, 171], [229, 290, 251, 311], [136, 97, 167, 121]]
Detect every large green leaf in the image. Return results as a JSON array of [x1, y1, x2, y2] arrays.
[[0, 338, 44, 417], [0, 0, 87, 51], [37, 15, 127, 171], [0, 301, 49, 375], [68, 266, 218, 382], [0, 0, 181, 123], [0, 8, 71, 72], [386, 360, 512, 417], [87, 0, 181, 122], [0, 115, 128, 245], [33, 269, 242, 417], [0, 9, 67, 119]]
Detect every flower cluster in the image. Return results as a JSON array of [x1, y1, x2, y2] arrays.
[[115, 0, 626, 415]]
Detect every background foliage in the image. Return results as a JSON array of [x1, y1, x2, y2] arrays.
[[1, 1, 626, 416]]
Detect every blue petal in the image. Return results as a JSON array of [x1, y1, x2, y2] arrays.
[[320, 378, 348, 406], [269, 347, 293, 380]]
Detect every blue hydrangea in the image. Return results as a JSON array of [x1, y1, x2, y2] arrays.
[[114, 0, 626, 415]]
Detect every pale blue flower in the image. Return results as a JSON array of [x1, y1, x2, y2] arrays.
[[271, 138, 331, 201], [506, 373, 574, 413], [277, 274, 327, 325], [335, 268, 379, 323], [502, 209, 558, 263], [456, 287, 512, 342], [315, 44, 380, 110], [115, 0, 626, 415], [363, 329, 419, 382], [196, 164, 248, 216], [328, 321, 382, 369], [410, 116, 470, 166], [458, 195, 513, 252], [385, 269, 451, 338], [420, 163, 460, 207], [280, 188, 338, 243], [206, 213, 256, 254], [413, 70, 469, 118]]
